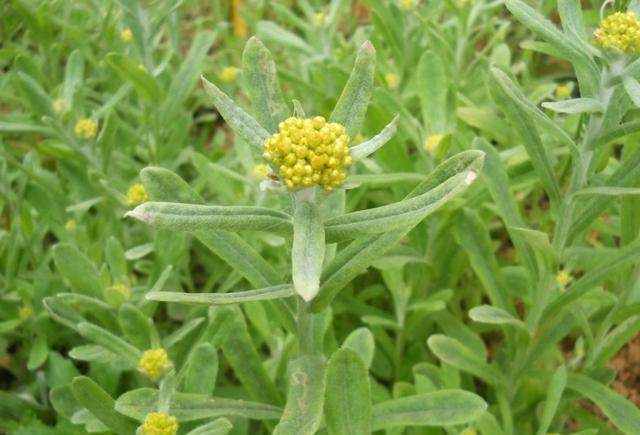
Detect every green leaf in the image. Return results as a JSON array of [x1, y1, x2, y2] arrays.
[[115, 388, 282, 422], [50, 384, 81, 420], [72, 376, 139, 435], [417, 50, 449, 134], [623, 75, 640, 107], [242, 37, 287, 132], [53, 244, 101, 297], [469, 305, 528, 332], [324, 349, 371, 435], [105, 53, 161, 101], [427, 334, 504, 385], [118, 304, 154, 350], [567, 373, 640, 434], [330, 41, 376, 138], [15, 71, 54, 117], [273, 356, 326, 435], [141, 166, 204, 204], [201, 76, 270, 150], [256, 21, 314, 54], [125, 202, 292, 234], [147, 285, 295, 305], [292, 195, 325, 302], [342, 327, 375, 369], [27, 334, 48, 370], [63, 49, 84, 108], [572, 186, 640, 197], [182, 343, 218, 395], [541, 98, 604, 113], [77, 322, 141, 364], [186, 418, 233, 435], [350, 115, 398, 161], [371, 390, 487, 429], [536, 365, 566, 435]]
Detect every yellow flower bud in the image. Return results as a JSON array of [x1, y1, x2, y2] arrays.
[[128, 183, 149, 207], [556, 270, 571, 287], [74, 119, 98, 139], [138, 349, 172, 380], [121, 28, 133, 44], [139, 412, 178, 435], [53, 98, 66, 114], [112, 282, 131, 300], [252, 163, 270, 180], [263, 116, 351, 191], [423, 134, 444, 153], [399, 0, 418, 10], [65, 219, 77, 231], [220, 66, 240, 82], [385, 72, 400, 89], [19, 305, 33, 320], [138, 63, 147, 73], [594, 12, 640, 54], [555, 83, 572, 99]]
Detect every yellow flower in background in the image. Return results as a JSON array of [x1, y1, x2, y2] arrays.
[[556, 269, 571, 287], [460, 428, 477, 435], [252, 163, 270, 180], [19, 305, 33, 320], [121, 28, 133, 44], [594, 11, 640, 54], [65, 219, 77, 231], [555, 83, 572, 99], [112, 282, 131, 300], [313, 12, 329, 27], [138, 63, 147, 73], [220, 66, 240, 82], [232, 0, 247, 37], [138, 348, 172, 380], [263, 116, 352, 191], [399, 0, 418, 10], [385, 73, 400, 89], [353, 133, 366, 145], [74, 119, 98, 139], [53, 98, 66, 114], [139, 412, 178, 435], [423, 134, 444, 153], [127, 183, 149, 207]]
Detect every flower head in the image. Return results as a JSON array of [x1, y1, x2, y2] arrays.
[[252, 163, 270, 180], [74, 119, 98, 139], [556, 269, 571, 287], [593, 11, 640, 54], [555, 83, 572, 99], [424, 134, 444, 153], [112, 282, 131, 300], [139, 412, 178, 435], [399, 0, 418, 10], [220, 66, 240, 82], [138, 349, 172, 380], [263, 116, 352, 191], [128, 183, 149, 207], [19, 305, 33, 320], [385, 73, 400, 89], [65, 219, 77, 231], [121, 28, 133, 44]]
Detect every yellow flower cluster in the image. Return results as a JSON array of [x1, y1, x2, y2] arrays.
[[423, 134, 444, 153], [128, 183, 149, 207], [556, 270, 571, 287], [385, 73, 400, 89], [263, 116, 352, 191], [594, 12, 640, 54], [19, 305, 33, 320], [74, 119, 97, 139], [139, 412, 178, 435], [138, 349, 171, 380], [220, 66, 240, 82], [555, 83, 572, 99], [121, 28, 133, 44]]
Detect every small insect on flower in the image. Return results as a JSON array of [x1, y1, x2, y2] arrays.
[[263, 116, 352, 191], [53, 98, 66, 114], [423, 134, 444, 154], [121, 28, 133, 44], [128, 183, 149, 207], [593, 11, 640, 54], [74, 119, 98, 139], [138, 348, 172, 380], [19, 305, 33, 320], [385, 72, 400, 89], [138, 412, 178, 435], [220, 66, 240, 82]]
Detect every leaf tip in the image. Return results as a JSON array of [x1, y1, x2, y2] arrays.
[[124, 208, 154, 224]]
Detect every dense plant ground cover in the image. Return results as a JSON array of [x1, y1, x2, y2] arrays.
[[2, 0, 640, 434]]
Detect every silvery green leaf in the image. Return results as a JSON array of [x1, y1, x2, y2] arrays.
[[125, 202, 292, 234], [146, 285, 295, 305], [201, 76, 270, 150], [350, 115, 398, 161], [541, 97, 604, 113], [469, 305, 529, 333], [623, 75, 640, 107], [186, 418, 233, 435], [330, 41, 376, 138], [292, 194, 325, 302]]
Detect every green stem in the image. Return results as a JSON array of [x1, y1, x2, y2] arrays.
[[297, 298, 313, 356]]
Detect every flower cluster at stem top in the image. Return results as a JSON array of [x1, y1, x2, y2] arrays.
[[138, 348, 171, 380], [138, 412, 178, 435], [263, 116, 352, 191], [74, 119, 97, 139], [594, 11, 640, 54]]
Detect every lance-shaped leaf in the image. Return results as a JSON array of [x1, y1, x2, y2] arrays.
[[292, 194, 325, 302], [536, 365, 566, 435], [273, 356, 326, 435], [541, 98, 604, 114], [125, 202, 292, 234], [350, 115, 399, 161], [186, 418, 233, 435], [115, 388, 282, 422], [371, 390, 487, 429], [147, 285, 295, 305], [242, 37, 287, 132], [324, 349, 371, 435], [469, 305, 528, 333], [72, 377, 139, 435], [105, 53, 161, 101], [77, 322, 141, 365], [330, 41, 376, 138], [201, 76, 270, 150], [310, 150, 484, 312], [623, 75, 640, 107]]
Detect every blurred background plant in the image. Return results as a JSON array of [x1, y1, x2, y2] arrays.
[[1, 0, 640, 434]]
